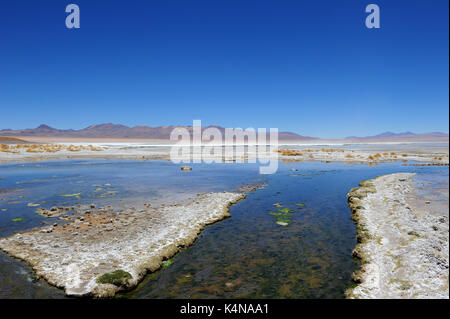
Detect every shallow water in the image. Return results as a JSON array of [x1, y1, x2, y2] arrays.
[[0, 160, 447, 298], [0, 160, 263, 238]]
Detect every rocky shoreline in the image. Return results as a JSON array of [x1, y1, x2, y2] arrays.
[[346, 173, 449, 298], [0, 191, 249, 297]]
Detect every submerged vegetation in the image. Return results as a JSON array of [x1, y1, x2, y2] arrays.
[[96, 270, 132, 286], [269, 203, 305, 226], [162, 255, 178, 268]]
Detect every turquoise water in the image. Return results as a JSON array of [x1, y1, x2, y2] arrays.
[[0, 160, 447, 298]]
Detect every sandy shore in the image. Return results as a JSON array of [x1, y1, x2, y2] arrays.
[[0, 191, 249, 297], [346, 173, 449, 298]]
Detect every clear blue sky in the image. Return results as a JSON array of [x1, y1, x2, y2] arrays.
[[0, 0, 448, 138]]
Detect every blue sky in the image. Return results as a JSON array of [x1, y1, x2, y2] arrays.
[[0, 0, 448, 138]]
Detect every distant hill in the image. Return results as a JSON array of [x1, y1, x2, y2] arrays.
[[0, 136, 29, 144], [346, 131, 449, 141], [0, 124, 315, 141]]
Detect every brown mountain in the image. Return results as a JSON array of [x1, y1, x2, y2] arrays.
[[0, 124, 315, 140]]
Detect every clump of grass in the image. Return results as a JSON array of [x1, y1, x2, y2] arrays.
[[67, 145, 82, 152], [345, 154, 355, 158], [1, 143, 106, 154], [0, 144, 19, 153], [88, 145, 104, 151], [401, 154, 408, 157], [275, 149, 304, 156], [96, 270, 132, 286]]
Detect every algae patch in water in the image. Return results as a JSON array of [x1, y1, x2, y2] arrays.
[[269, 207, 294, 226], [60, 193, 81, 198], [11, 217, 24, 222], [162, 254, 178, 268], [269, 203, 305, 226], [96, 270, 132, 286], [162, 259, 175, 268]]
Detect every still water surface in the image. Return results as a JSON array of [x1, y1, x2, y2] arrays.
[[0, 160, 446, 298]]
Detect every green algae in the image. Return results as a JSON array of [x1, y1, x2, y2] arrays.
[[269, 202, 306, 225], [96, 270, 132, 286], [269, 207, 294, 225], [162, 259, 175, 268]]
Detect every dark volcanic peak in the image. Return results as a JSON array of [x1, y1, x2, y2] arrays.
[[36, 124, 56, 131]]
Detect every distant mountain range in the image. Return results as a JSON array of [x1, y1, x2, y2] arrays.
[[0, 124, 315, 140], [0, 125, 448, 142], [346, 131, 449, 141]]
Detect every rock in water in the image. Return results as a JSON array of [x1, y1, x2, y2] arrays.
[[181, 166, 192, 171]]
